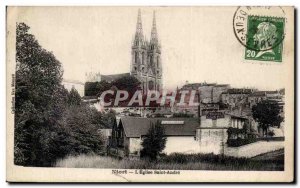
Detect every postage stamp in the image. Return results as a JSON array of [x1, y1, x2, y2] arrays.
[[245, 16, 285, 62], [233, 6, 286, 62]]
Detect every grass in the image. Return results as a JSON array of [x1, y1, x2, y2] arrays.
[[55, 152, 284, 171]]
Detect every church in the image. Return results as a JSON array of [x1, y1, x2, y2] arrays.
[[130, 9, 163, 93], [86, 9, 163, 93]]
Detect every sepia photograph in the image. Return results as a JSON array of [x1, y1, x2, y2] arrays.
[[6, 6, 294, 182]]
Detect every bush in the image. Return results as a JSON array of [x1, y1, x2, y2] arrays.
[[267, 130, 275, 137], [227, 137, 257, 147], [55, 153, 284, 171], [140, 121, 166, 160]]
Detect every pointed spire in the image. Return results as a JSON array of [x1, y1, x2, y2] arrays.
[[136, 9, 143, 37], [150, 11, 158, 44]]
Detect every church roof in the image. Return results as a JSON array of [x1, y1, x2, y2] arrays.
[[100, 73, 130, 83], [119, 117, 200, 138]]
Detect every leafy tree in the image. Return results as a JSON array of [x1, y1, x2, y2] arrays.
[[141, 121, 166, 160], [112, 75, 141, 94], [15, 23, 108, 166], [101, 109, 117, 128], [84, 80, 113, 97], [58, 104, 105, 156], [252, 100, 283, 137], [84, 82, 99, 96], [15, 23, 67, 166], [68, 87, 81, 106], [96, 80, 112, 96]]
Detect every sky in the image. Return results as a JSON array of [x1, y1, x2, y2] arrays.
[[12, 6, 292, 90]]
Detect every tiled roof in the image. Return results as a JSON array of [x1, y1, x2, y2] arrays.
[[119, 117, 200, 137], [222, 88, 253, 94], [101, 73, 130, 82], [249, 91, 266, 97]]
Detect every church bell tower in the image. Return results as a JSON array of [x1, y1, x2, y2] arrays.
[[130, 9, 162, 93]]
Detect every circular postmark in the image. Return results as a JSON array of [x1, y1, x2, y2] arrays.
[[233, 6, 286, 52]]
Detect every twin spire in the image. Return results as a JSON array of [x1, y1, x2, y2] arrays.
[[134, 9, 159, 45], [136, 9, 143, 37]]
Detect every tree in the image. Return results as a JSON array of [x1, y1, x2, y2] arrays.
[[84, 80, 113, 97], [141, 121, 166, 160], [252, 100, 283, 137], [58, 104, 105, 156], [68, 87, 81, 106], [112, 75, 141, 94], [96, 80, 112, 96], [84, 82, 99, 96], [15, 23, 67, 166]]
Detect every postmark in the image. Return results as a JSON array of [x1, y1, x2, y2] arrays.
[[233, 6, 286, 62]]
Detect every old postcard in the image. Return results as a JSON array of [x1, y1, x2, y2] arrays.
[[6, 6, 294, 182]]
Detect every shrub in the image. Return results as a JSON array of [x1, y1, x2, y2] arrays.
[[227, 137, 257, 147], [267, 130, 275, 137], [140, 121, 166, 160]]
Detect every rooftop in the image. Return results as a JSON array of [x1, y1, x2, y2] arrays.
[[119, 117, 200, 137], [101, 73, 130, 83]]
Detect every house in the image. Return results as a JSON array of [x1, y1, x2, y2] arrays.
[[110, 117, 201, 156], [247, 91, 267, 108]]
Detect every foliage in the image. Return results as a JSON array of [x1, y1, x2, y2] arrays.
[[85, 82, 99, 96], [100, 109, 116, 128], [84, 75, 141, 97], [140, 121, 166, 160], [227, 137, 257, 147], [267, 130, 275, 137], [84, 80, 112, 97], [14, 23, 107, 166], [227, 127, 246, 139], [252, 100, 283, 137], [15, 23, 67, 166], [68, 87, 81, 106], [58, 104, 105, 156], [111, 75, 141, 94], [227, 122, 257, 147], [55, 152, 284, 171]]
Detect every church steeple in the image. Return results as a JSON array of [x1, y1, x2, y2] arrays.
[[150, 11, 158, 45], [134, 9, 144, 45], [131, 9, 162, 93]]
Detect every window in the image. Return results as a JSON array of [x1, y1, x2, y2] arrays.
[[142, 52, 145, 64], [135, 52, 139, 64], [150, 55, 153, 65]]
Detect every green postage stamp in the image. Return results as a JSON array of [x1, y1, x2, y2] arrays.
[[244, 15, 285, 62]]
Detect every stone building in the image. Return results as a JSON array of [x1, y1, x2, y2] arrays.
[[84, 9, 163, 94], [130, 9, 163, 93]]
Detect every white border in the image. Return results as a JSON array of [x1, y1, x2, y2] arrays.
[[1, 0, 299, 187]]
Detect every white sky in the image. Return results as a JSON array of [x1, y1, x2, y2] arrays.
[[14, 6, 292, 90]]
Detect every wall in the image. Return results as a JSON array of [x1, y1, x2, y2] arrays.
[[129, 138, 142, 155], [163, 136, 200, 155], [197, 129, 228, 155], [201, 115, 231, 128], [129, 136, 218, 155], [224, 141, 284, 158]]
